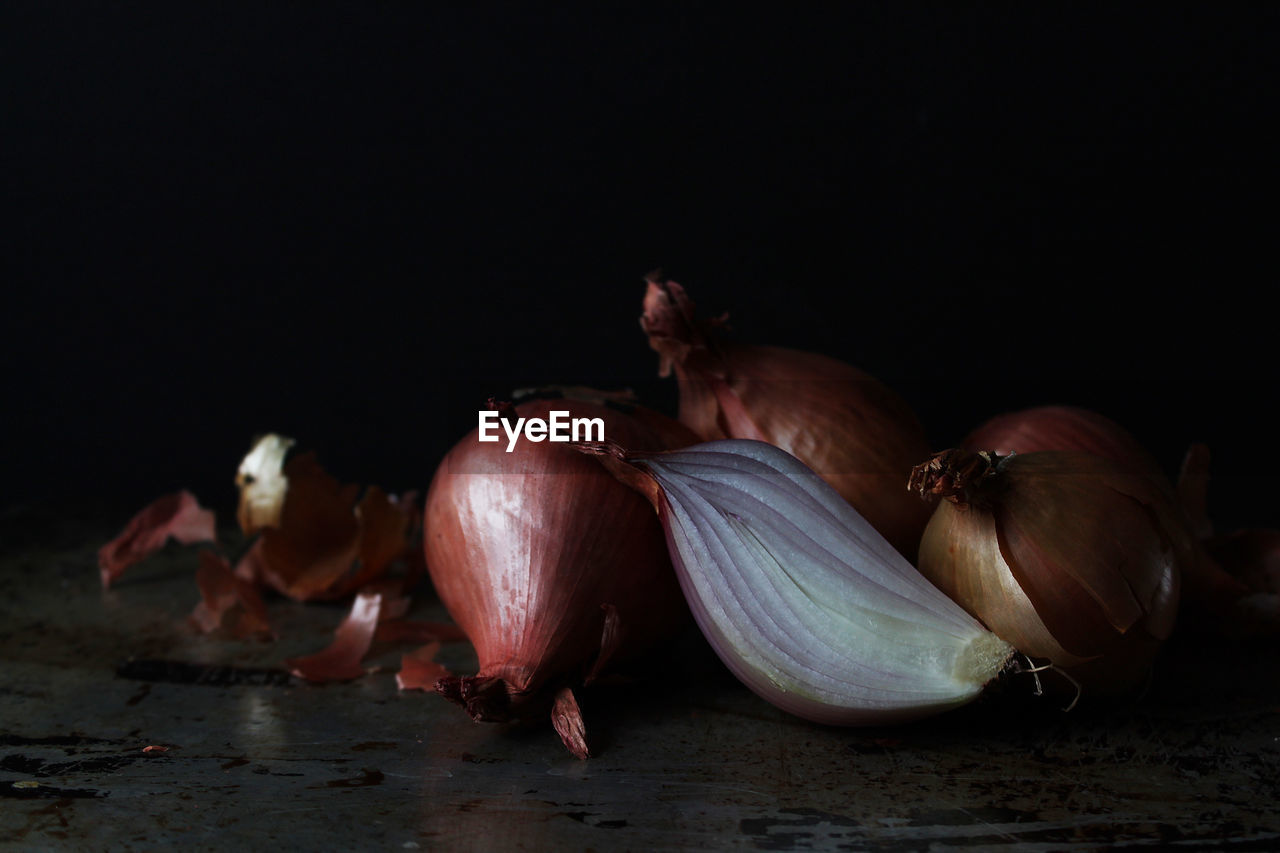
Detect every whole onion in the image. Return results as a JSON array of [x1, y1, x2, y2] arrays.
[[641, 274, 932, 559], [910, 448, 1193, 698], [962, 405, 1256, 630], [424, 397, 694, 757]]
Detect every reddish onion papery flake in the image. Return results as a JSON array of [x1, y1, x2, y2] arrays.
[[253, 451, 361, 599], [335, 486, 415, 597], [551, 687, 589, 760], [188, 550, 272, 639], [233, 538, 267, 583], [396, 641, 450, 691], [99, 491, 217, 587], [285, 591, 384, 682], [641, 275, 933, 559], [234, 435, 415, 602]]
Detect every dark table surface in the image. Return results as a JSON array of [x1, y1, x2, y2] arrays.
[[2, 505, 1278, 852]]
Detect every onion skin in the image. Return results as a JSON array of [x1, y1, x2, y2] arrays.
[[912, 449, 1192, 697], [963, 405, 1167, 485], [423, 398, 694, 756], [641, 275, 932, 559]]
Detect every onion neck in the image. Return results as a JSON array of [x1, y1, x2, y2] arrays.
[[909, 448, 1009, 508], [641, 273, 731, 380]]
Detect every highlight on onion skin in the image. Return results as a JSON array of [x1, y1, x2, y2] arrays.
[[423, 397, 696, 758], [910, 448, 1193, 699], [640, 273, 933, 560]]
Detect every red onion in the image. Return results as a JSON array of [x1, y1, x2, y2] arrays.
[[641, 274, 933, 559], [424, 398, 695, 757]]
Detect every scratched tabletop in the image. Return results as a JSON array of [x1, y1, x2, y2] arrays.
[[3, 505, 1278, 852]]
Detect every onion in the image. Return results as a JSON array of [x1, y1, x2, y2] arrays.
[[963, 406, 1257, 632], [423, 398, 695, 757], [579, 438, 1014, 725], [641, 274, 933, 559], [910, 448, 1192, 698]]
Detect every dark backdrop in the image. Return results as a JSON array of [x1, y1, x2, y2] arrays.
[[6, 5, 1276, 532]]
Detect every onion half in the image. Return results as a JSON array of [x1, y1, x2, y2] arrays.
[[581, 438, 1014, 725]]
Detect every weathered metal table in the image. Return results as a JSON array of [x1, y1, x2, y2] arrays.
[[3, 507, 1277, 851]]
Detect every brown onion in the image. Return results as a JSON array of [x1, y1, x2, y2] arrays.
[[641, 274, 932, 558], [424, 397, 694, 757], [910, 448, 1192, 698], [963, 406, 1257, 631]]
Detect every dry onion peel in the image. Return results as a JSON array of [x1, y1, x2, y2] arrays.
[[99, 491, 217, 587], [188, 550, 273, 639], [396, 641, 450, 691], [234, 434, 416, 602], [579, 438, 1015, 726], [285, 590, 385, 683]]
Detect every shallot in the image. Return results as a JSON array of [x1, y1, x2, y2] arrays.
[[578, 438, 1015, 725], [641, 274, 933, 558], [424, 397, 695, 757], [911, 448, 1191, 697]]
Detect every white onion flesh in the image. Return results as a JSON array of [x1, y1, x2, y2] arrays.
[[634, 439, 1013, 725]]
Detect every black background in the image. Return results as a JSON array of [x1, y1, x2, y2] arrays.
[[5, 4, 1276, 532]]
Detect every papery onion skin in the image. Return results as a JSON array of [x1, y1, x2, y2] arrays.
[[641, 275, 933, 560], [585, 438, 1014, 726], [912, 449, 1191, 697], [963, 405, 1167, 485], [423, 398, 694, 752], [99, 491, 217, 587]]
